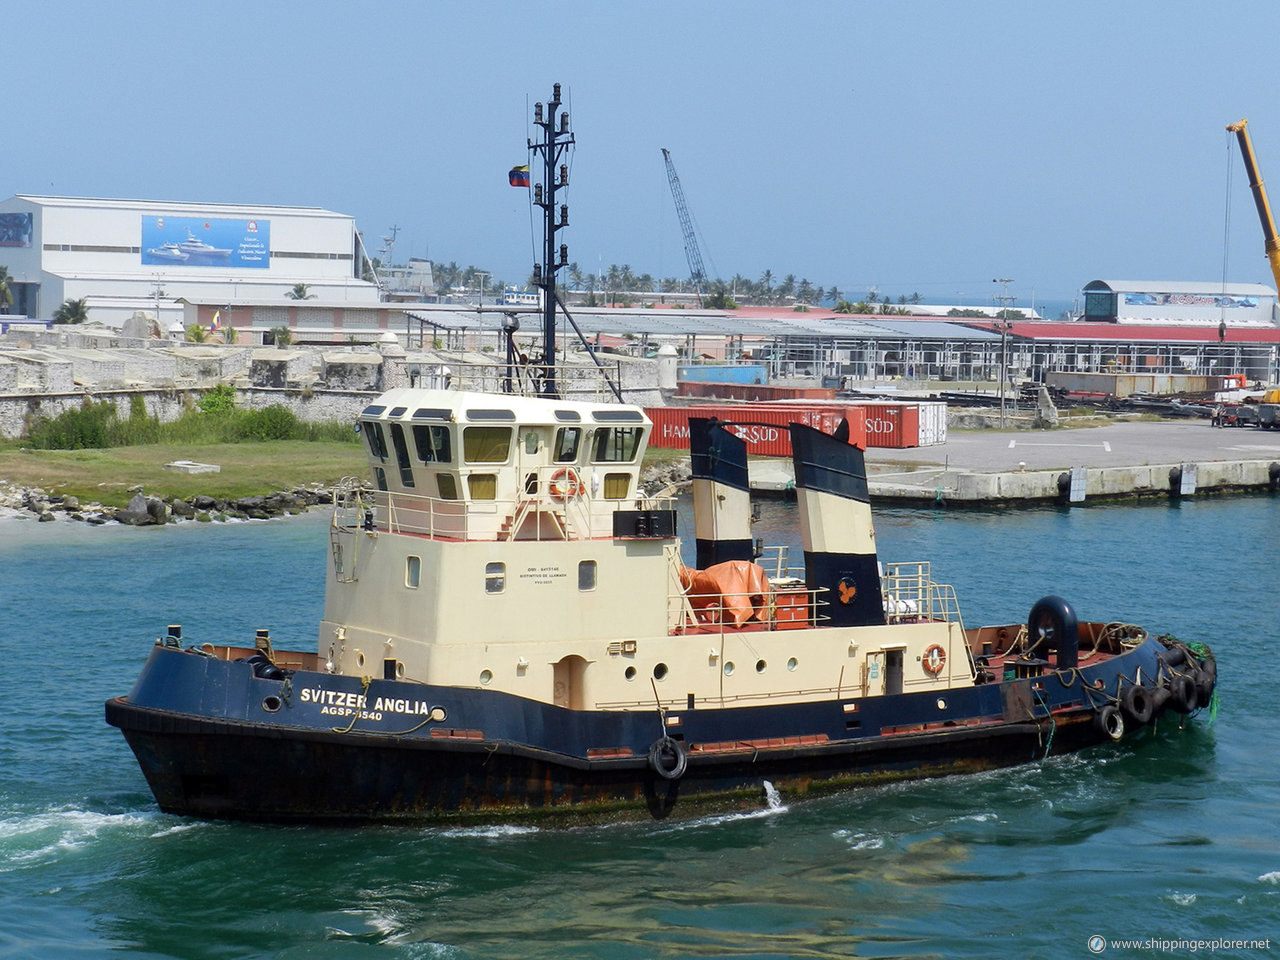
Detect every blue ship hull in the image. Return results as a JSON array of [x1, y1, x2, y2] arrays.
[[105, 632, 1214, 824]]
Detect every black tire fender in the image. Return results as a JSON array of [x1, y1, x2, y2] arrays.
[[1168, 674, 1196, 714], [1122, 684, 1155, 725], [1095, 704, 1125, 742], [647, 736, 687, 780], [1027, 596, 1079, 669]]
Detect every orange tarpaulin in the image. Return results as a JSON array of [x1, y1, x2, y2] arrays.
[[679, 561, 773, 627]]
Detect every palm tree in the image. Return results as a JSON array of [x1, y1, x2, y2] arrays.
[[53, 297, 88, 324], [285, 283, 315, 300], [0, 266, 13, 314], [759, 269, 774, 303], [186, 323, 209, 343]]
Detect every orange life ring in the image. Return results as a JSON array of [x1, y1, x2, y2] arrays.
[[922, 644, 947, 676], [549, 467, 583, 500]]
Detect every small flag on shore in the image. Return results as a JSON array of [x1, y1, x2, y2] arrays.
[[209, 310, 221, 333], [508, 164, 530, 187]]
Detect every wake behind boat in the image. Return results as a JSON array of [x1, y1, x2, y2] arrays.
[[105, 85, 1218, 824]]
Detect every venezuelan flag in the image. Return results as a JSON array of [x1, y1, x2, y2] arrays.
[[508, 165, 530, 187]]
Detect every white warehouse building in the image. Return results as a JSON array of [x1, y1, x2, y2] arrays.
[[0, 195, 380, 328], [1081, 279, 1278, 326]]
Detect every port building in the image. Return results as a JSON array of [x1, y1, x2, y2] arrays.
[[1081, 280, 1277, 325], [0, 195, 379, 328]]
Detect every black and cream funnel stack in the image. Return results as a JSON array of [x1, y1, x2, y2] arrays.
[[788, 420, 886, 627], [688, 418, 754, 569]]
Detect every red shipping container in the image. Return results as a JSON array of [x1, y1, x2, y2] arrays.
[[845, 402, 920, 449], [645, 405, 866, 456]]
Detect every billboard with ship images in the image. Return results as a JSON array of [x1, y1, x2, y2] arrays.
[[0, 213, 33, 247], [141, 215, 270, 268]]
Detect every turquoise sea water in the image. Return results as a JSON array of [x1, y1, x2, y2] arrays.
[[1, 497, 1277, 959]]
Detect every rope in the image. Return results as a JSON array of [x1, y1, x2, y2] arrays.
[[1034, 687, 1057, 757], [330, 675, 372, 734]]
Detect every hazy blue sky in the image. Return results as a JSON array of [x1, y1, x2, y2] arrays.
[[10, 1, 1280, 307]]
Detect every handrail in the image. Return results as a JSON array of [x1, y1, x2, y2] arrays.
[[668, 584, 829, 635], [364, 486, 675, 542]]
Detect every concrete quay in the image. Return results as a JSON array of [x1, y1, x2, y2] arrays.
[[748, 420, 1280, 506]]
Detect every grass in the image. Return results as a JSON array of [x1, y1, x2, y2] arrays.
[[0, 441, 367, 509]]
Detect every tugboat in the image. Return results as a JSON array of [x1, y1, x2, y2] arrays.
[[106, 87, 1218, 824]]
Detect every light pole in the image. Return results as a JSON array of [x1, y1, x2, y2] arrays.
[[993, 278, 1015, 426]]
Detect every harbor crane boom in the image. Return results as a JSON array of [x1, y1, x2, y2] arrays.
[[661, 148, 709, 301], [1226, 118, 1280, 294]]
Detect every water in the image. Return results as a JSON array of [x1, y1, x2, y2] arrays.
[[2, 498, 1278, 959]]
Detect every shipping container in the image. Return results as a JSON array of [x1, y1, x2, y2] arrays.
[[843, 402, 918, 449], [675, 381, 837, 402], [676, 364, 768, 385], [742, 399, 946, 448], [645, 405, 867, 456]]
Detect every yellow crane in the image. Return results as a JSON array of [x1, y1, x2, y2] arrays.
[[1227, 118, 1280, 294]]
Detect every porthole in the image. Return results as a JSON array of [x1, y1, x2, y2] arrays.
[[480, 669, 493, 685], [396, 661, 406, 679], [723, 661, 735, 676], [653, 663, 669, 681], [787, 657, 798, 671], [625, 666, 637, 681], [936, 698, 947, 710], [355, 651, 365, 669], [756, 659, 767, 674], [262, 696, 282, 713]]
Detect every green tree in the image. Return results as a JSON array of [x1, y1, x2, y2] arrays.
[[53, 297, 88, 324], [703, 286, 738, 310], [269, 325, 293, 347], [285, 283, 315, 300], [0, 266, 13, 314], [186, 323, 209, 343], [834, 300, 857, 314]]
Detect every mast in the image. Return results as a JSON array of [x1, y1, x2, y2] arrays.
[[529, 83, 574, 398]]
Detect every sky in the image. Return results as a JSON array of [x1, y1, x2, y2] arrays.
[[10, 1, 1280, 310]]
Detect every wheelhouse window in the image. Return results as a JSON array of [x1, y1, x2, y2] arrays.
[[412, 424, 452, 463], [436, 474, 459, 500], [463, 426, 512, 463], [362, 421, 389, 460], [389, 423, 414, 487], [602, 472, 631, 500], [554, 427, 582, 463], [468, 474, 497, 500], [592, 426, 643, 463]]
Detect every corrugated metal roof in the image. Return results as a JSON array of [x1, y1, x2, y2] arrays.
[[963, 321, 1280, 343], [403, 306, 1002, 341]]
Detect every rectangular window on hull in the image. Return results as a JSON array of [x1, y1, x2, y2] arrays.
[[485, 562, 505, 594], [578, 560, 597, 591], [406, 555, 421, 588]]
